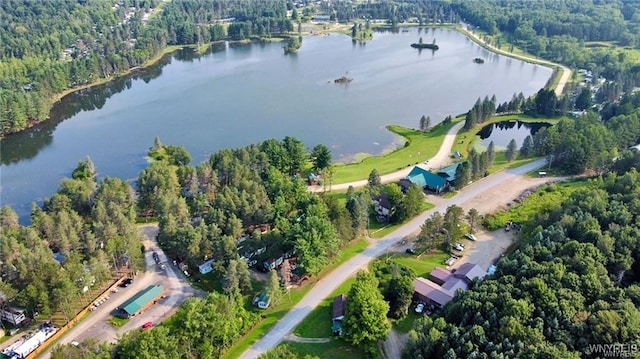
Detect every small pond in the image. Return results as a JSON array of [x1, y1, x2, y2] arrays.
[[477, 120, 551, 148]]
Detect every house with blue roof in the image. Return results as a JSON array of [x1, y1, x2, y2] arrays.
[[406, 166, 448, 193], [437, 163, 461, 182]]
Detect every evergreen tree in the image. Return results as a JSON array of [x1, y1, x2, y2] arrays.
[[520, 135, 534, 157], [487, 141, 496, 166], [506, 139, 518, 162]]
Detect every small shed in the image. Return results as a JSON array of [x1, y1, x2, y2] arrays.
[[198, 259, 215, 275], [332, 294, 346, 336], [254, 290, 271, 309]]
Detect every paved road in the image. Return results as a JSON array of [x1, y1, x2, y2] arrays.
[[39, 224, 203, 358], [239, 158, 546, 358], [310, 121, 465, 192]]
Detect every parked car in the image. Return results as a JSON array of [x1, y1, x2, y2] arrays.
[[405, 248, 416, 255], [453, 243, 464, 251], [465, 233, 477, 241], [142, 322, 153, 330], [118, 278, 133, 288], [415, 303, 424, 314], [445, 256, 458, 266]]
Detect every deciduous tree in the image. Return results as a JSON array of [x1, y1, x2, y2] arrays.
[[344, 270, 391, 354]]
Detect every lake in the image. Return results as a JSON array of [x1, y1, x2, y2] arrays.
[[477, 120, 551, 149], [0, 28, 552, 221]]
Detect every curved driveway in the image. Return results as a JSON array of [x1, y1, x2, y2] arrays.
[[240, 158, 546, 358]]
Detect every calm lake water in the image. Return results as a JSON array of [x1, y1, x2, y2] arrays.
[[478, 120, 551, 149], [0, 28, 552, 221]]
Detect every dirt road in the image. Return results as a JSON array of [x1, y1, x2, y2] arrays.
[[239, 159, 549, 359]]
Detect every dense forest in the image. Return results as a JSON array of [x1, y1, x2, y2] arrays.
[[405, 163, 640, 358], [0, 158, 143, 321]]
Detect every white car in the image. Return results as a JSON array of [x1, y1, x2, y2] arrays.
[[465, 233, 478, 241], [453, 244, 464, 251], [415, 303, 424, 313]]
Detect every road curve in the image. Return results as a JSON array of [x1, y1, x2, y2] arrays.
[[310, 121, 465, 192], [239, 158, 546, 359], [460, 27, 571, 97]]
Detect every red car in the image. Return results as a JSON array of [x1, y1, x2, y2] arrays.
[[142, 322, 153, 330]]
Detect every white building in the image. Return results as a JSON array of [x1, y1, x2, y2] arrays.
[[1, 307, 26, 326]]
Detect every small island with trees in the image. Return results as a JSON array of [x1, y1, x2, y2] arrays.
[[334, 72, 353, 84], [411, 37, 439, 50], [283, 36, 302, 54]]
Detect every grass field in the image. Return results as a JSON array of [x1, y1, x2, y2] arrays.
[[332, 120, 462, 184], [483, 178, 589, 230], [382, 251, 449, 278], [109, 316, 129, 328], [294, 278, 356, 338], [284, 340, 366, 359]]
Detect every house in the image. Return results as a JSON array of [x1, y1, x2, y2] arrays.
[[406, 166, 447, 193], [437, 163, 461, 182], [311, 14, 331, 24], [1, 307, 27, 326], [372, 194, 391, 222], [332, 294, 346, 336], [254, 290, 271, 309], [398, 178, 414, 192], [116, 285, 163, 318], [198, 259, 215, 275], [413, 263, 486, 308]]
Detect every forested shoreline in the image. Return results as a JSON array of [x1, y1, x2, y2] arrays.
[[0, 0, 293, 136], [3, 1, 640, 358]]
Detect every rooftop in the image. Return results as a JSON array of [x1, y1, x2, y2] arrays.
[[119, 285, 163, 316], [407, 166, 447, 190], [332, 294, 346, 320]]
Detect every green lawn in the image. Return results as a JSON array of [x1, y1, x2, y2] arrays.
[[109, 316, 129, 328], [294, 278, 356, 338], [332, 119, 462, 184], [393, 310, 423, 334], [382, 251, 449, 278], [284, 340, 366, 359]]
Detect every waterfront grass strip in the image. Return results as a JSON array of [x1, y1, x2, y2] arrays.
[[332, 120, 461, 184]]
